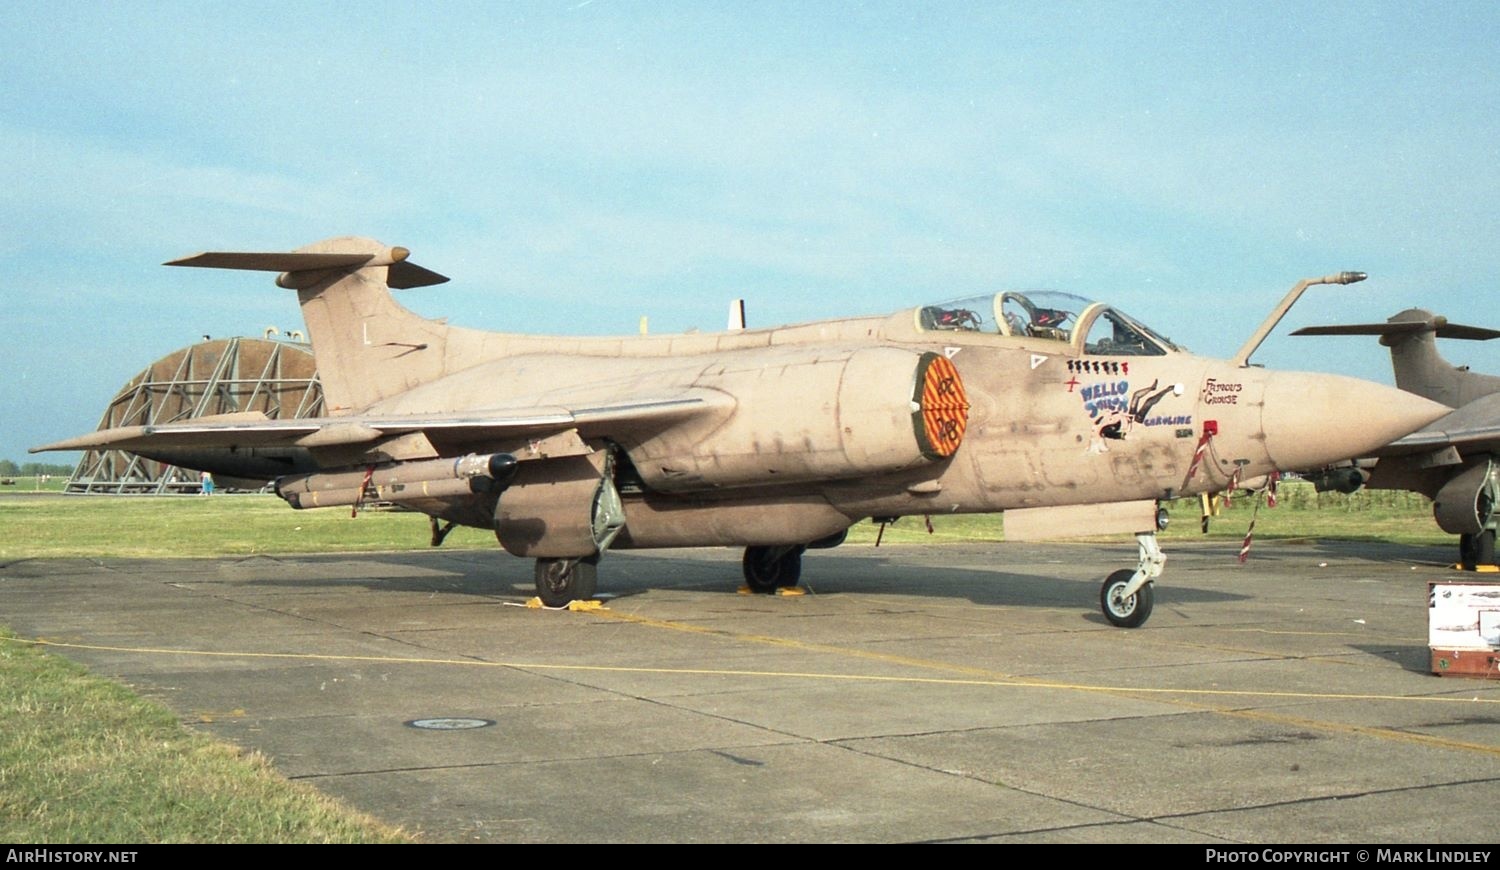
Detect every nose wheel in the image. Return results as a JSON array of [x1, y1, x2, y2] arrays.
[[1099, 532, 1163, 628], [1101, 569, 1154, 628]]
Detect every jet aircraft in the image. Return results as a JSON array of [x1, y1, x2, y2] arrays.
[[35, 238, 1449, 626], [1295, 311, 1500, 569]]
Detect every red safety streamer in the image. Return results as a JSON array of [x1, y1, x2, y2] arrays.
[[1237, 473, 1281, 563], [1183, 426, 1216, 485], [351, 465, 375, 518], [1238, 494, 1262, 563], [1221, 466, 1242, 508]]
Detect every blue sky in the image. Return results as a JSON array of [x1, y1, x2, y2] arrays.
[[6, 2, 1500, 462]]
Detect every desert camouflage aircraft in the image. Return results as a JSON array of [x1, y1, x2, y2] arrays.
[[34, 238, 1449, 626], [1296, 311, 1500, 569]]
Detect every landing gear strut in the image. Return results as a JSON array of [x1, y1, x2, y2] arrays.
[[535, 555, 599, 607], [1099, 532, 1163, 628], [1436, 458, 1499, 571], [742, 545, 806, 593]]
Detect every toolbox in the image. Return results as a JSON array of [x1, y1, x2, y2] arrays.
[[1429, 581, 1500, 679]]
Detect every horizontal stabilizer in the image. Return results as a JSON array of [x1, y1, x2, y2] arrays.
[[387, 260, 450, 289], [165, 247, 450, 288], [165, 251, 375, 272], [1292, 322, 1425, 337], [1293, 319, 1500, 341], [1436, 323, 1500, 340]]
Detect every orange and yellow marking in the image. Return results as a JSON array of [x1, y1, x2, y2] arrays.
[[916, 353, 970, 458]]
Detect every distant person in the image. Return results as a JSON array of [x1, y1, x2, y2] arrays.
[[200, 471, 215, 496]]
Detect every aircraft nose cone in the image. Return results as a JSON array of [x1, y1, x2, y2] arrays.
[[1260, 372, 1450, 469]]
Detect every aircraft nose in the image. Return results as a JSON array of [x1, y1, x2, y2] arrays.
[[1259, 371, 1450, 469]]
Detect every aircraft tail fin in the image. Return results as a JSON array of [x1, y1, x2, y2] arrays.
[[167, 237, 459, 413], [1294, 309, 1500, 408]]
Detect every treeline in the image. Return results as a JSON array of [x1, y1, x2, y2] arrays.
[[0, 460, 74, 477]]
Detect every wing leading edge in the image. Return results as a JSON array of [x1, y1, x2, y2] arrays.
[[32, 396, 719, 454]]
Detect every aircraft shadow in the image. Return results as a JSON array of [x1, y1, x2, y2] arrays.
[[224, 545, 1249, 618], [1350, 644, 1437, 676]]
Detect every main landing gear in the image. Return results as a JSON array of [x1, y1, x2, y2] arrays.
[[1099, 532, 1164, 628], [532, 545, 809, 604], [1459, 529, 1496, 572], [742, 545, 806, 593], [741, 531, 845, 593], [535, 555, 599, 607]]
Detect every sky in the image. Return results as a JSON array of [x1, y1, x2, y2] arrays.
[[5, 1, 1500, 463]]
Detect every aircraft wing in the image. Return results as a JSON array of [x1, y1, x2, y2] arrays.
[[32, 395, 720, 454], [1374, 393, 1500, 456]]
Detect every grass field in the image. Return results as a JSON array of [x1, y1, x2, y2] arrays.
[[0, 630, 410, 843], [0, 481, 1451, 561], [0, 494, 442, 842], [0, 475, 68, 494], [0, 493, 497, 560], [0, 481, 1452, 841]]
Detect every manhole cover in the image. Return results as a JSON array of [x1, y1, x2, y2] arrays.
[[405, 717, 495, 731]]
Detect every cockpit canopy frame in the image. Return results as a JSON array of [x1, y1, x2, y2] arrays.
[[916, 290, 1180, 357]]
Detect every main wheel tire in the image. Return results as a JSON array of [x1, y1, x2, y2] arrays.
[[1100, 568, 1154, 628], [535, 556, 599, 607], [1460, 529, 1496, 571], [776, 546, 805, 587], [742, 546, 806, 592], [1479, 530, 1496, 567], [743, 546, 782, 593]]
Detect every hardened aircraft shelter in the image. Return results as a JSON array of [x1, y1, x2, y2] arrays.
[[66, 335, 322, 494]]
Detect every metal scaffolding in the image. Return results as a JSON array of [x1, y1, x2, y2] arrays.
[[68, 337, 323, 494]]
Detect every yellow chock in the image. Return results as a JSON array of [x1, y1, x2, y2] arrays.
[[525, 597, 609, 610], [775, 587, 806, 597]]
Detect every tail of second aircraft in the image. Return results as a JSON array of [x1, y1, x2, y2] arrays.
[[167, 236, 489, 413], [1294, 308, 1500, 409]]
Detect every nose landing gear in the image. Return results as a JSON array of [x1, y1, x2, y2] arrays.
[[1099, 532, 1163, 628]]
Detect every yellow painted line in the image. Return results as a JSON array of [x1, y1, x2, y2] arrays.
[[588, 606, 1500, 762], [1172, 701, 1500, 760], [588, 607, 1020, 680], [564, 608, 1500, 761], [1218, 627, 1391, 639], [1141, 635, 1408, 669], [586, 606, 1500, 760], [1241, 707, 1500, 758], [8, 635, 1499, 709]]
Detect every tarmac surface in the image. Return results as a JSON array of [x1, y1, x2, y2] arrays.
[[1, 538, 1498, 843]]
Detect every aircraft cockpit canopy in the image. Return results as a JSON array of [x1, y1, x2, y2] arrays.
[[918, 290, 1180, 356]]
